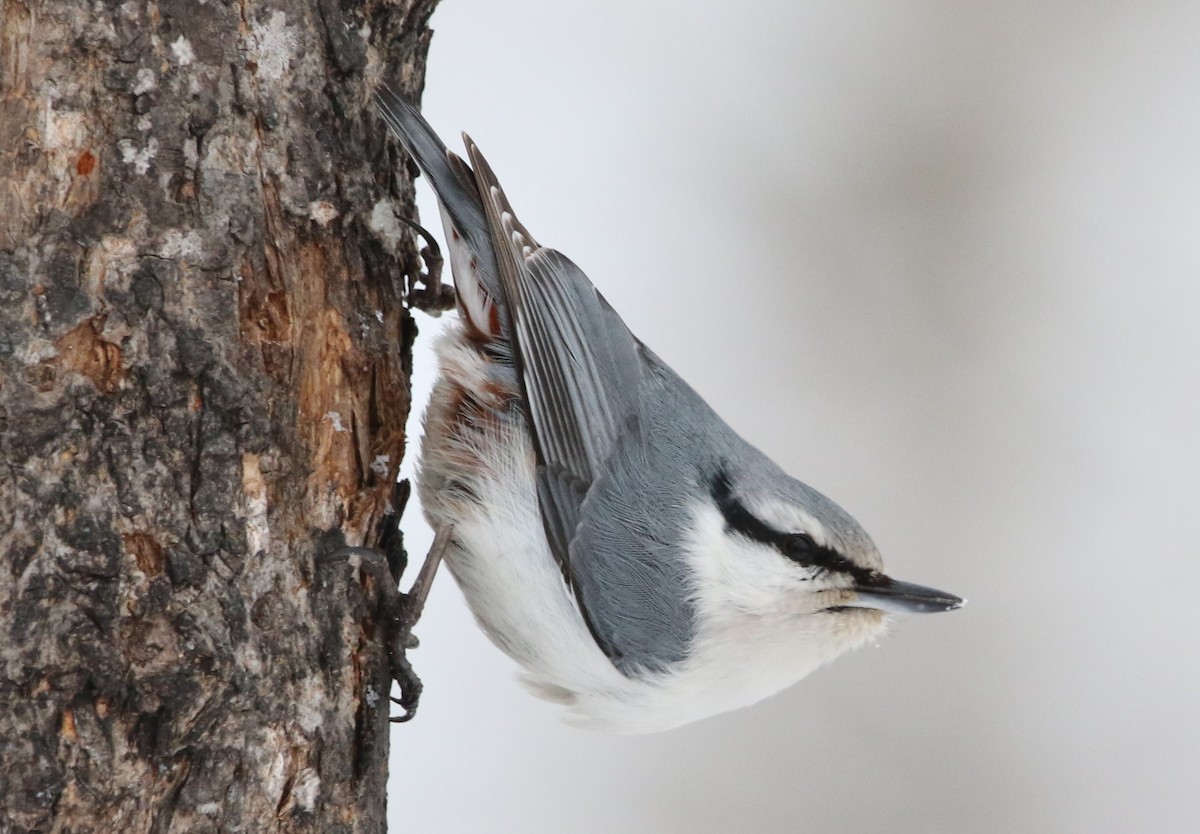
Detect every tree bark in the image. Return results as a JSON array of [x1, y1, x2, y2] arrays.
[[0, 1, 438, 831]]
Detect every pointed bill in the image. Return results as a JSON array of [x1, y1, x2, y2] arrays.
[[846, 576, 964, 615]]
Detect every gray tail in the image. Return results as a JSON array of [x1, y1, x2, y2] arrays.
[[374, 85, 497, 285]]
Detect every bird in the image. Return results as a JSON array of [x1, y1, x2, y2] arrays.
[[375, 87, 962, 734]]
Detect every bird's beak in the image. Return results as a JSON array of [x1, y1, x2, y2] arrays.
[[846, 574, 964, 615]]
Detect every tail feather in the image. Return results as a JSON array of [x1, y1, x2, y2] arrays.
[[375, 85, 507, 342]]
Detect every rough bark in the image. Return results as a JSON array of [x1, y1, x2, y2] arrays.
[[0, 0, 439, 831]]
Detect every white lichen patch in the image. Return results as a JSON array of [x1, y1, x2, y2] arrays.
[[170, 36, 195, 66], [136, 115, 152, 132], [369, 454, 391, 477], [117, 136, 159, 175], [322, 411, 348, 433], [132, 67, 157, 95], [249, 11, 299, 82], [308, 200, 339, 227], [368, 198, 403, 253]]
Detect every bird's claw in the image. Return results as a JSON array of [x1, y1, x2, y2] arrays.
[[400, 215, 455, 314], [388, 660, 422, 723]]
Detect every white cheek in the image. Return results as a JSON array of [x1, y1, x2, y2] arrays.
[[683, 502, 821, 615]]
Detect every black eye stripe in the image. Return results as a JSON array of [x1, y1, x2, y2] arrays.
[[708, 469, 864, 578], [783, 533, 857, 572], [709, 470, 783, 548]]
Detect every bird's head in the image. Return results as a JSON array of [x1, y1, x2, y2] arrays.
[[689, 468, 961, 633]]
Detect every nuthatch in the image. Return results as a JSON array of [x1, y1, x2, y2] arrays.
[[376, 88, 962, 733]]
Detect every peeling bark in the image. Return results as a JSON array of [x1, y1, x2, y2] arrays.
[[0, 1, 440, 831]]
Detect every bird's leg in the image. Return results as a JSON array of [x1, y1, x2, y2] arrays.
[[334, 528, 451, 723], [402, 527, 449, 638], [385, 529, 450, 722], [400, 215, 456, 314]]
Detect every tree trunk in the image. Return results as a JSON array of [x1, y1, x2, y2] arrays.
[[0, 1, 438, 831]]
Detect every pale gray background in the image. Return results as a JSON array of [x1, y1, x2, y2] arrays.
[[387, 2, 1200, 832]]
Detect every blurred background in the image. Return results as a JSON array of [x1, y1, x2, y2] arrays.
[[388, 2, 1200, 832]]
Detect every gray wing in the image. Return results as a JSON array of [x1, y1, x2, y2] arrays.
[[511, 251, 643, 560], [464, 139, 693, 671]]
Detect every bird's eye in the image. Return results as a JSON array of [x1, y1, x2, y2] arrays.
[[783, 533, 819, 564], [784, 534, 854, 573]]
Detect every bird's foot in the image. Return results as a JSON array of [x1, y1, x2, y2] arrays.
[[333, 530, 449, 723], [400, 216, 455, 314]]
